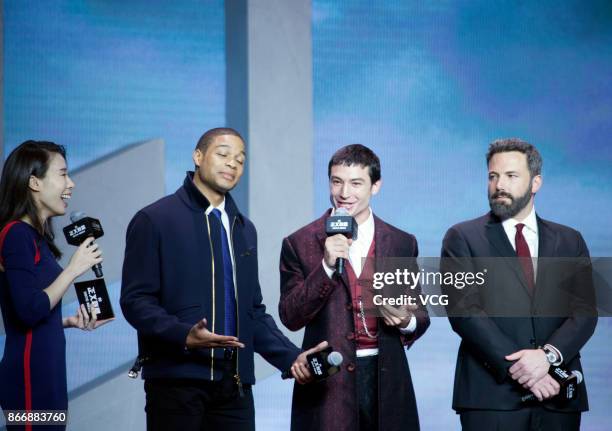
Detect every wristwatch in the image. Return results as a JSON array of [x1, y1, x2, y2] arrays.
[[542, 345, 559, 365]]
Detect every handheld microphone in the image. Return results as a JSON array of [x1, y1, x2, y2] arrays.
[[128, 355, 150, 379], [325, 207, 358, 275], [521, 366, 583, 403], [63, 211, 105, 278], [282, 346, 343, 381]]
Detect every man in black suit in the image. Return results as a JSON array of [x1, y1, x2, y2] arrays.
[[441, 138, 597, 430]]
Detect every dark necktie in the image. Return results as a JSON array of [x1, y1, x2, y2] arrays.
[[211, 209, 237, 336], [515, 223, 535, 295]]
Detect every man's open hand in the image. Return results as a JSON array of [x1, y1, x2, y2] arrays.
[[185, 318, 245, 349]]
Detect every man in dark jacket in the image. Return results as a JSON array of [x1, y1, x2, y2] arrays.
[[121, 127, 325, 431], [279, 145, 430, 431], [441, 138, 597, 430]]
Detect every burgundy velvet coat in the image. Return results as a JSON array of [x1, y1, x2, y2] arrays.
[[279, 210, 430, 431]]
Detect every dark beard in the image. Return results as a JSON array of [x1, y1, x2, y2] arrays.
[[488, 185, 532, 220]]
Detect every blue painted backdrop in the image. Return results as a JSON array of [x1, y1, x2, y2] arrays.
[[4, 0, 225, 191], [2, 1, 611, 430], [312, 2, 612, 430]]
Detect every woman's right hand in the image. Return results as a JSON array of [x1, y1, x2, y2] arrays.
[[67, 236, 103, 279]]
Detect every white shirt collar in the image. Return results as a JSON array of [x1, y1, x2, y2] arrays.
[[502, 205, 538, 235], [358, 207, 375, 239], [205, 198, 226, 215]]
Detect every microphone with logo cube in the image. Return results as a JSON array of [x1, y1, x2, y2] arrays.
[[63, 211, 114, 321]]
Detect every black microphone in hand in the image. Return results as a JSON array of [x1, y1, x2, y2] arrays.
[[325, 207, 358, 275], [282, 346, 343, 381], [521, 366, 583, 403], [63, 211, 105, 278]]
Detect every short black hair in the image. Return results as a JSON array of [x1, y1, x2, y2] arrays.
[[328, 144, 381, 184], [195, 127, 244, 153], [486, 138, 542, 178]]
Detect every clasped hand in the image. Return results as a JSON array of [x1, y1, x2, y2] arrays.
[[506, 349, 560, 401]]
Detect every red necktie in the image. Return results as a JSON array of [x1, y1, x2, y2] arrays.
[[515, 223, 535, 295]]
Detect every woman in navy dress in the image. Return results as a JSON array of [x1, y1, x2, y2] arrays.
[[0, 141, 108, 430]]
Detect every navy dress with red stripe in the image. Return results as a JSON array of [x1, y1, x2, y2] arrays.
[[0, 221, 67, 430]]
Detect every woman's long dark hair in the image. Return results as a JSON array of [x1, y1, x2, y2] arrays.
[[0, 140, 67, 259]]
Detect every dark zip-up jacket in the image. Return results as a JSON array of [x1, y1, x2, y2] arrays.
[[120, 172, 301, 383]]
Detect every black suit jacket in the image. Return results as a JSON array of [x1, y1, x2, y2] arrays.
[[441, 212, 597, 412]]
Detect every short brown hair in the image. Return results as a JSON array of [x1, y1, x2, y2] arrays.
[[486, 138, 542, 178]]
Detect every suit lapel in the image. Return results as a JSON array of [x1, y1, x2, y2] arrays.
[[533, 216, 558, 308], [373, 215, 392, 258], [484, 213, 532, 298], [484, 215, 515, 258], [316, 229, 327, 250], [536, 216, 557, 259]]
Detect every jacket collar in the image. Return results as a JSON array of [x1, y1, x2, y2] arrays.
[[484, 211, 532, 296], [484, 212, 516, 258], [315, 209, 333, 246], [372, 214, 393, 257], [177, 172, 245, 225], [484, 210, 558, 299], [484, 211, 557, 258], [535, 215, 557, 258]]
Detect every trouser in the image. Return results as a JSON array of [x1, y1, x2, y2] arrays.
[[144, 356, 254, 431], [356, 355, 378, 431], [460, 407, 581, 431]]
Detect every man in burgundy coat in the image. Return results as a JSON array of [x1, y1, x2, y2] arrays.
[[279, 145, 430, 431]]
